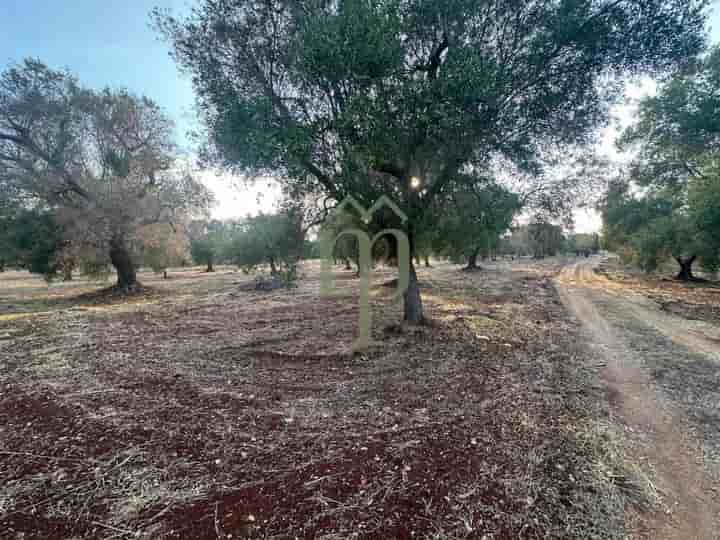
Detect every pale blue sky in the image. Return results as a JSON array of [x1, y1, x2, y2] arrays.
[[2, 1, 720, 229], [1, 1, 196, 149]]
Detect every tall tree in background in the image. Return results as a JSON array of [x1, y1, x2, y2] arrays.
[[137, 222, 192, 277], [437, 181, 520, 270], [609, 45, 720, 280], [157, 0, 707, 321], [189, 219, 231, 272], [228, 210, 304, 276], [528, 218, 565, 259], [0, 60, 212, 289]]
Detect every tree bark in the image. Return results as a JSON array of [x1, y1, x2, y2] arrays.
[[404, 259, 424, 323], [675, 255, 697, 281], [109, 238, 138, 289], [465, 248, 481, 271], [403, 227, 424, 323]]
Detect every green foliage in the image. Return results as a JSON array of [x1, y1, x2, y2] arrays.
[[0, 59, 213, 287], [189, 219, 232, 270], [565, 233, 599, 255], [600, 182, 715, 276], [605, 46, 720, 279], [156, 0, 706, 317], [1, 209, 63, 280], [527, 219, 565, 259], [158, 0, 706, 195], [688, 170, 720, 272], [228, 211, 304, 276], [435, 181, 521, 262]]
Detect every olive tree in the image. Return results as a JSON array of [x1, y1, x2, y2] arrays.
[[0, 59, 212, 290], [157, 0, 707, 321], [610, 46, 720, 280], [435, 181, 520, 270]]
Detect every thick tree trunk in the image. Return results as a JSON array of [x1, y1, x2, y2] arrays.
[[109, 238, 138, 289], [675, 255, 697, 281], [403, 228, 424, 323], [465, 248, 481, 271]]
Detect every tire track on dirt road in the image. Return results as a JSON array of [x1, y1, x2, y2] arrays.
[[555, 257, 720, 539]]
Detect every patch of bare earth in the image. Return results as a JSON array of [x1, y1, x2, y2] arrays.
[[556, 258, 720, 539], [595, 256, 720, 325], [2, 261, 634, 538]]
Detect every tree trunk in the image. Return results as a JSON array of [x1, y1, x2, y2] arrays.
[[465, 248, 480, 271], [206, 255, 214, 273], [404, 259, 424, 323], [675, 255, 696, 281], [109, 238, 138, 289], [269, 257, 278, 276], [62, 265, 74, 281], [403, 228, 424, 323], [424, 255, 431, 268]]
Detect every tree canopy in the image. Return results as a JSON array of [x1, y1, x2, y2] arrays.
[[605, 45, 720, 280], [157, 0, 708, 320], [0, 59, 212, 288]]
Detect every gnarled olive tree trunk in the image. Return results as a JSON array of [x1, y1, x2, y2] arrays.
[[109, 237, 138, 289], [675, 255, 697, 281], [465, 248, 481, 271], [269, 256, 278, 276]]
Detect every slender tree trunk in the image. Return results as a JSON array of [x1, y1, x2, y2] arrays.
[[403, 228, 424, 323], [424, 255, 431, 268], [344, 258, 352, 271], [465, 248, 480, 271], [675, 255, 697, 281], [206, 256, 214, 273], [109, 237, 138, 289], [269, 257, 278, 276], [404, 259, 424, 323]]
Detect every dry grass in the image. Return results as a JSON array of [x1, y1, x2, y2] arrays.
[[595, 256, 720, 324], [0, 259, 646, 538]]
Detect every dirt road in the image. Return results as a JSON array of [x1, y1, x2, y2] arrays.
[[555, 257, 720, 539]]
